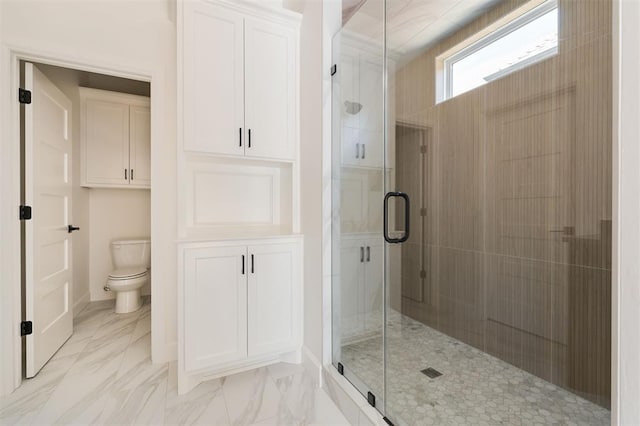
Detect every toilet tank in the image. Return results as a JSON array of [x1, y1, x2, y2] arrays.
[[111, 239, 151, 269]]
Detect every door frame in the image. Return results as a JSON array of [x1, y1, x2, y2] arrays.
[[0, 46, 160, 395]]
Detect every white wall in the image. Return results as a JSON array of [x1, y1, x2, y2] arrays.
[[614, 0, 640, 423], [90, 189, 151, 301], [35, 64, 91, 312], [299, 0, 324, 366], [0, 0, 177, 395]]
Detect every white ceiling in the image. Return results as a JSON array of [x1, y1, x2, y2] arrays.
[[343, 0, 504, 59]]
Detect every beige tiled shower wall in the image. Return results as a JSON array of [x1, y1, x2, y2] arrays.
[[392, 0, 612, 409]]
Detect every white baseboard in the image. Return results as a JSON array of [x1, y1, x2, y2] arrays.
[[72, 292, 90, 317], [302, 346, 323, 386]]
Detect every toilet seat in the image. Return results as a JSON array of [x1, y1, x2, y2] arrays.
[[108, 266, 147, 280]]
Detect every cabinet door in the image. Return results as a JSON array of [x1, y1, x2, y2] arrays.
[[363, 239, 384, 334], [247, 243, 300, 356], [183, 245, 247, 371], [129, 106, 151, 187], [84, 99, 129, 185], [339, 51, 360, 167], [339, 240, 365, 340], [244, 18, 296, 161], [358, 56, 384, 168], [184, 2, 244, 155]]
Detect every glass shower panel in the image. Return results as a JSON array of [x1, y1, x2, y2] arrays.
[[331, 0, 387, 407], [383, 0, 612, 425]]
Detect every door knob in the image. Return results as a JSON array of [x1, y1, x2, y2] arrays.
[[68, 225, 80, 233]]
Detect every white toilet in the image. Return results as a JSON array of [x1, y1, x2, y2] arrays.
[[106, 239, 150, 314]]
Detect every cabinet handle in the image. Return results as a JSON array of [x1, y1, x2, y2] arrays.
[[366, 246, 370, 262], [242, 255, 245, 274], [239, 127, 242, 147], [131, 169, 134, 180], [124, 168, 127, 180], [360, 246, 364, 263], [251, 254, 254, 273], [248, 129, 252, 148], [356, 143, 360, 159], [362, 143, 366, 159]]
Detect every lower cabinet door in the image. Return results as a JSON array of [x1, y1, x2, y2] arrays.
[[184, 245, 247, 371], [247, 242, 299, 357]]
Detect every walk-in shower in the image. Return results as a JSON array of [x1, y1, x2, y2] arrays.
[[331, 0, 612, 424]]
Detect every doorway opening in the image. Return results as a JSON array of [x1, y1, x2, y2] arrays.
[[20, 61, 152, 379]]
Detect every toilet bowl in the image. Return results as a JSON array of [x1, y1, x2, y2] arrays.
[[107, 239, 150, 314]]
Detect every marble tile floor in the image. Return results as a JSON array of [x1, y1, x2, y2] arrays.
[[1, 298, 350, 426], [341, 310, 610, 426]]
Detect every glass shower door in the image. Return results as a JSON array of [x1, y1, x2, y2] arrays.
[[383, 0, 612, 424], [331, 1, 387, 409]]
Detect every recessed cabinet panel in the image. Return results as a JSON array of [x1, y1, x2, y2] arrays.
[[129, 106, 151, 186], [244, 19, 296, 160], [85, 100, 129, 185], [247, 243, 298, 356], [183, 245, 247, 371], [185, 162, 284, 231], [184, 3, 244, 155]]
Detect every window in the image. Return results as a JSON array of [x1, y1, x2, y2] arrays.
[[437, 0, 558, 102]]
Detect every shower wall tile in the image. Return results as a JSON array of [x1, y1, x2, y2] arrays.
[[392, 0, 613, 412]]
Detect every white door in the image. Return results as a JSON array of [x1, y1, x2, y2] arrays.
[[129, 106, 151, 186], [184, 2, 244, 155], [84, 98, 130, 185], [247, 243, 299, 356], [183, 245, 247, 371], [24, 62, 74, 377], [244, 18, 296, 161]]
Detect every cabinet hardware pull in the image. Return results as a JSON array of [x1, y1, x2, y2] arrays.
[[242, 255, 245, 274], [131, 169, 134, 180], [362, 143, 366, 159], [366, 246, 370, 262], [248, 129, 252, 148], [239, 128, 242, 147], [251, 254, 254, 273], [356, 143, 360, 159], [360, 246, 364, 263], [124, 168, 127, 180]]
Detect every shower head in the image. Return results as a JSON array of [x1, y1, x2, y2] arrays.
[[344, 101, 363, 115]]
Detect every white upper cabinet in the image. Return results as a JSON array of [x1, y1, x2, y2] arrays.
[[244, 19, 296, 160], [80, 88, 150, 189], [184, 3, 244, 156], [183, 1, 298, 161], [129, 106, 151, 186], [84, 99, 130, 186]]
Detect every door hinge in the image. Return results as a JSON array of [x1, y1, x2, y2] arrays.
[[420, 145, 427, 154], [420, 270, 427, 279], [420, 207, 427, 216], [367, 391, 376, 407], [19, 88, 32, 104], [19, 205, 32, 220], [337, 362, 344, 375], [21, 321, 33, 336], [331, 64, 337, 76]]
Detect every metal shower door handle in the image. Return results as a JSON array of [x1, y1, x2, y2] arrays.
[[383, 191, 410, 244]]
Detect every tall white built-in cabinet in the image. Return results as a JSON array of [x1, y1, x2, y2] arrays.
[[177, 0, 302, 394]]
